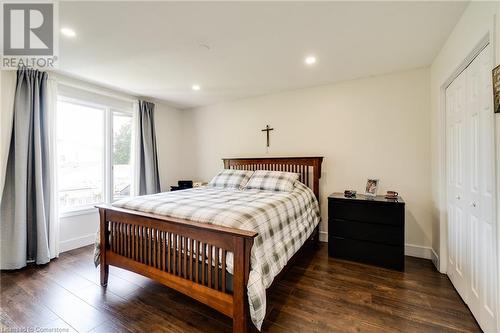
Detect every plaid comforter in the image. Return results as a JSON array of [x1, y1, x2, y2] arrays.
[[95, 182, 320, 330]]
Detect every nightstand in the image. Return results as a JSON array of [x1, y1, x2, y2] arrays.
[[328, 193, 405, 271]]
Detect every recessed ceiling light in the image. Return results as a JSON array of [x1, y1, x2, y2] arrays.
[[305, 56, 317, 65], [192, 84, 201, 91], [60, 27, 76, 38]]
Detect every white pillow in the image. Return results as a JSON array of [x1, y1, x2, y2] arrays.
[[207, 169, 253, 189], [244, 170, 299, 192]]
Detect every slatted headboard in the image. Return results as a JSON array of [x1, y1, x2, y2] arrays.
[[222, 157, 323, 199]]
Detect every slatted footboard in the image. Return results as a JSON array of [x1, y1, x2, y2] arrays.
[[98, 206, 257, 332]]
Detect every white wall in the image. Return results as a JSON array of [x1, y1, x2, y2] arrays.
[[155, 103, 196, 191], [59, 211, 100, 253], [182, 68, 433, 254], [429, 1, 500, 272]]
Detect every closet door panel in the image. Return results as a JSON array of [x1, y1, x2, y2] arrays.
[[464, 44, 497, 333], [446, 72, 468, 297], [478, 45, 495, 221], [466, 47, 482, 317], [482, 222, 496, 319], [469, 214, 480, 301], [454, 206, 465, 280], [446, 44, 498, 333], [476, 45, 497, 332], [447, 204, 455, 266]]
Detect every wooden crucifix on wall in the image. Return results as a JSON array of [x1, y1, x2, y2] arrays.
[[261, 125, 274, 148]]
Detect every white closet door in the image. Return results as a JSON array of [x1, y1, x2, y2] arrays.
[[467, 44, 497, 333], [446, 44, 498, 333], [446, 68, 468, 299]]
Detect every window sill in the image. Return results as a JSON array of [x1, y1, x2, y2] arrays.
[[59, 207, 99, 218]]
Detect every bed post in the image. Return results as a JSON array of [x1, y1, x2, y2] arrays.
[[312, 157, 322, 248], [312, 157, 322, 200], [233, 237, 253, 333], [99, 208, 109, 287]]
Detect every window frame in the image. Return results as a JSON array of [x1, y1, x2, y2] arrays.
[[56, 95, 135, 217]]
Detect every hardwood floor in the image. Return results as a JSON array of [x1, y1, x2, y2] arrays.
[[1, 244, 480, 333]]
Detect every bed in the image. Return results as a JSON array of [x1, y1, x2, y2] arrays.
[[96, 157, 323, 332]]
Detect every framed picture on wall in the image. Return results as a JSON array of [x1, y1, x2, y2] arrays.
[[493, 64, 500, 113], [365, 178, 379, 196]]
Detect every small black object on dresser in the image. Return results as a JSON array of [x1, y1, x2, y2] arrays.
[[328, 193, 405, 271], [170, 180, 193, 191]]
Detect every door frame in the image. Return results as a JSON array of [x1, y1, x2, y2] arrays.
[[438, 31, 498, 329]]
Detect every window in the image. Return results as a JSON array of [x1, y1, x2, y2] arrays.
[[57, 99, 105, 211], [56, 94, 135, 214], [112, 111, 133, 201]]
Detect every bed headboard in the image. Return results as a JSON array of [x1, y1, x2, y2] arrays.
[[222, 157, 323, 199]]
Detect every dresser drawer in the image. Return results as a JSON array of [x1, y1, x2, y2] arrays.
[[329, 236, 404, 271], [329, 200, 403, 226], [330, 218, 403, 246]]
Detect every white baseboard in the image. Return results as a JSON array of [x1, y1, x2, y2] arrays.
[[319, 231, 328, 242], [404, 243, 433, 260], [59, 234, 95, 253]]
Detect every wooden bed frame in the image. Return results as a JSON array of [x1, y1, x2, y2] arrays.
[[97, 157, 323, 332]]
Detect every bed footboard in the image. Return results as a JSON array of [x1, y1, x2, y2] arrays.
[[98, 206, 257, 332]]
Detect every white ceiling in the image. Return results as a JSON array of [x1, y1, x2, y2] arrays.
[[58, 1, 468, 109]]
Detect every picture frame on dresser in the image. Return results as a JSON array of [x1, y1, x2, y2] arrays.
[[365, 178, 379, 196]]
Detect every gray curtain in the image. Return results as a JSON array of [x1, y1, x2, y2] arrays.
[[138, 100, 161, 195], [1, 68, 51, 269]]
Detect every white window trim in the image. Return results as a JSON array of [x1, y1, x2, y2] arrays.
[[59, 207, 97, 218], [56, 95, 135, 217]]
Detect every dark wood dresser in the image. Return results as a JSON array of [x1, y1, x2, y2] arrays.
[[328, 193, 405, 271]]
